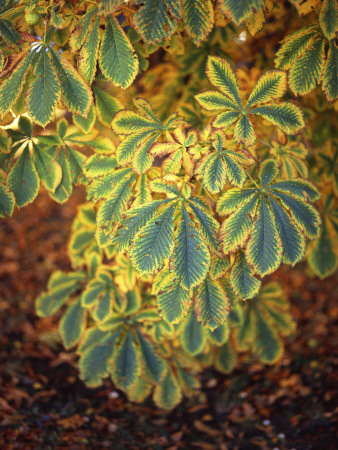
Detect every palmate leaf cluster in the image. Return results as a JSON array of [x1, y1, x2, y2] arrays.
[[0, 0, 337, 409]]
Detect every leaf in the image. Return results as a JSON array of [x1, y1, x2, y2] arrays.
[[245, 70, 287, 110], [48, 148, 72, 203], [275, 25, 319, 70], [133, 0, 179, 44], [157, 280, 192, 324], [246, 196, 282, 277], [219, 0, 265, 25], [259, 159, 278, 187], [253, 309, 283, 364], [0, 19, 21, 45], [205, 56, 242, 109], [0, 184, 15, 218], [194, 90, 240, 111], [7, 147, 39, 207], [308, 219, 337, 278], [153, 370, 182, 410], [69, 9, 97, 51], [0, 51, 35, 116], [322, 39, 338, 102], [233, 114, 255, 146], [173, 204, 211, 291], [93, 86, 122, 127], [180, 311, 206, 355], [182, 0, 213, 46], [195, 277, 230, 330], [83, 154, 117, 178], [249, 102, 305, 135], [27, 50, 61, 127], [32, 144, 62, 192], [215, 342, 237, 374], [59, 298, 86, 349], [230, 251, 261, 299], [49, 48, 93, 117], [73, 104, 96, 133], [288, 38, 325, 96], [319, 0, 338, 40], [111, 330, 140, 390], [136, 330, 166, 383], [99, 16, 139, 89], [78, 17, 100, 85], [130, 203, 176, 275], [188, 197, 220, 253]]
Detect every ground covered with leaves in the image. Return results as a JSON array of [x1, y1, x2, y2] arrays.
[[0, 189, 337, 449]]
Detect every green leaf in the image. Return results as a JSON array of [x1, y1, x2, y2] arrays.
[[246, 196, 282, 277], [130, 203, 176, 275], [205, 56, 242, 109], [322, 40, 338, 102], [188, 197, 220, 253], [93, 86, 122, 127], [194, 90, 240, 111], [217, 188, 258, 215], [0, 19, 21, 45], [233, 114, 255, 146], [219, 0, 265, 25], [182, 0, 213, 46], [7, 147, 39, 207], [230, 251, 261, 300], [27, 50, 61, 127], [136, 330, 166, 383], [249, 102, 305, 135], [133, 0, 179, 44], [180, 311, 206, 355], [259, 159, 278, 188], [49, 48, 93, 117], [275, 25, 319, 70], [59, 298, 86, 349], [79, 334, 118, 387], [253, 309, 283, 364], [153, 370, 182, 410], [268, 179, 320, 202], [99, 16, 139, 89], [0, 51, 35, 116], [219, 195, 259, 254], [157, 280, 192, 324], [0, 184, 15, 218], [83, 154, 117, 178], [73, 104, 96, 133], [32, 144, 62, 192], [69, 9, 97, 51], [319, 0, 338, 40], [48, 148, 72, 203], [289, 38, 325, 96], [173, 204, 211, 291], [215, 342, 237, 374], [195, 277, 230, 330], [308, 219, 337, 278], [245, 70, 287, 110], [111, 330, 140, 390], [78, 17, 100, 85]]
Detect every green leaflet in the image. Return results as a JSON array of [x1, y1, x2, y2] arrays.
[[130, 203, 176, 275], [319, 0, 338, 40], [182, 0, 213, 46], [133, 0, 179, 44], [245, 70, 287, 110], [79, 333, 118, 387], [194, 90, 239, 111], [73, 104, 96, 133], [99, 16, 139, 89], [246, 196, 282, 277], [215, 341, 237, 374], [233, 114, 255, 146], [153, 370, 182, 410], [289, 38, 325, 96], [0, 184, 15, 218], [322, 40, 338, 102], [0, 51, 36, 116], [157, 280, 192, 324], [93, 86, 122, 127], [195, 277, 230, 330], [27, 50, 61, 127], [253, 308, 283, 364], [83, 154, 117, 178], [230, 251, 261, 300], [188, 197, 220, 253], [249, 103, 305, 135], [173, 204, 211, 291], [111, 330, 140, 390], [180, 311, 206, 355], [0, 18, 21, 45], [59, 297, 87, 349], [48, 148, 72, 203], [275, 25, 319, 70], [32, 144, 62, 192], [49, 48, 93, 117], [78, 17, 100, 85], [136, 330, 166, 383], [219, 0, 265, 25], [308, 219, 337, 279], [204, 56, 242, 109], [7, 147, 39, 207], [69, 8, 97, 51]]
